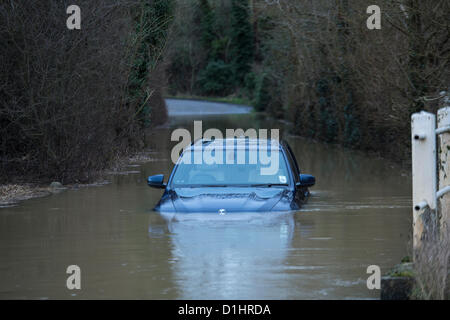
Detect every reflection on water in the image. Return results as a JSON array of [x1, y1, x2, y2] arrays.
[[161, 212, 295, 299], [0, 101, 412, 299]]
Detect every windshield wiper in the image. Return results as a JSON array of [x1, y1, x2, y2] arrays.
[[180, 183, 288, 188], [250, 183, 288, 187], [189, 184, 228, 187]]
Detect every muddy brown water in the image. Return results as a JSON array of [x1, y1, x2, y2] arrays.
[[0, 99, 412, 299]]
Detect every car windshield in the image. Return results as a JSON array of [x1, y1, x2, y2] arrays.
[[171, 148, 290, 187]]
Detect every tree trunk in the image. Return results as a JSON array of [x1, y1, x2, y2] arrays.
[[407, 0, 426, 114]]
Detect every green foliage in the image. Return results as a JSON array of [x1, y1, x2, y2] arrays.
[[196, 60, 235, 96], [253, 72, 284, 117], [211, 36, 231, 62], [230, 0, 254, 84], [390, 270, 415, 278], [320, 107, 338, 143], [168, 0, 255, 99], [388, 263, 415, 278], [197, 0, 215, 56], [306, 104, 317, 138], [315, 79, 329, 97], [165, 0, 449, 164], [401, 256, 412, 263], [343, 101, 361, 147], [167, 48, 193, 94], [128, 0, 174, 127], [243, 72, 257, 99], [316, 79, 337, 143], [254, 73, 271, 111], [166, 94, 251, 106], [194, 0, 236, 96]]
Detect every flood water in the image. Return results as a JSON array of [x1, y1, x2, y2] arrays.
[[0, 99, 412, 299]]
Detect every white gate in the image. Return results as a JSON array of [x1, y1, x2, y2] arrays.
[[411, 106, 450, 251]]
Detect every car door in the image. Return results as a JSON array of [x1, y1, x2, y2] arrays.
[[283, 141, 305, 205]]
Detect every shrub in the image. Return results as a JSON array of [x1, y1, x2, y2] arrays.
[[230, 0, 254, 84], [196, 60, 235, 96], [254, 74, 271, 111], [0, 0, 172, 183]]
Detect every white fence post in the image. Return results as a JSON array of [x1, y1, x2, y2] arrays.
[[411, 111, 436, 250], [437, 107, 450, 234]]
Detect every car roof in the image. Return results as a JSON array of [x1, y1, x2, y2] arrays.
[[187, 138, 284, 151]]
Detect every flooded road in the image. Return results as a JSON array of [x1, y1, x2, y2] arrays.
[[0, 100, 412, 299]]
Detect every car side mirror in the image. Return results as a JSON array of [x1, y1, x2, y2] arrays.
[[147, 174, 166, 189], [298, 174, 315, 188]]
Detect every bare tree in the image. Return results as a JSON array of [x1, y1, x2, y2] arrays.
[[0, 0, 172, 183]]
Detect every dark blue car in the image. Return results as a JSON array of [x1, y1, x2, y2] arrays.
[[147, 138, 315, 213]]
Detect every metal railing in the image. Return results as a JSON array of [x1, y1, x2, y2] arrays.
[[411, 106, 450, 249]]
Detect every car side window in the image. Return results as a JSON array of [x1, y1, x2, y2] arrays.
[[284, 142, 300, 176]]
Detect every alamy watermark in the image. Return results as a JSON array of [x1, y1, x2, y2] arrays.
[[65, 5, 380, 31], [171, 121, 280, 175], [66, 265, 81, 290], [66, 5, 81, 30], [367, 265, 381, 290], [367, 5, 381, 30]]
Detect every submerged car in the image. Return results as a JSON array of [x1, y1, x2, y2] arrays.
[[147, 138, 315, 213]]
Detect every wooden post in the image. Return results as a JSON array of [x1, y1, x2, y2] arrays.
[[411, 111, 436, 250], [437, 107, 450, 234]]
